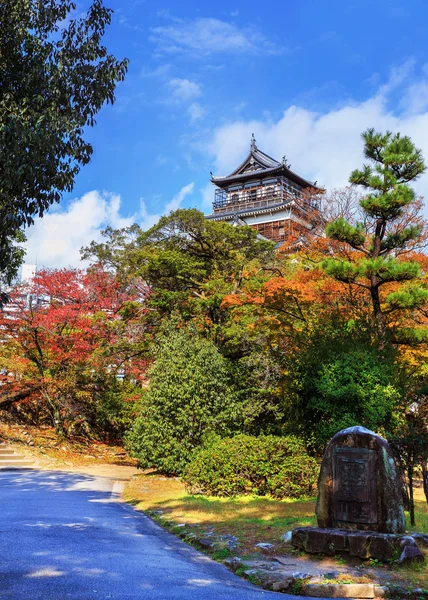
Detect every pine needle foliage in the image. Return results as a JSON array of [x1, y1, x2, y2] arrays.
[[323, 129, 428, 344]]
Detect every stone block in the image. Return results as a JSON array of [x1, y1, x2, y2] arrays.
[[291, 571, 313, 579], [369, 534, 395, 561], [280, 531, 292, 543], [198, 538, 215, 549], [291, 527, 309, 551], [398, 545, 425, 565], [302, 583, 375, 598], [305, 529, 332, 555], [316, 426, 405, 533], [255, 542, 275, 554], [348, 532, 371, 559], [224, 557, 242, 572], [291, 527, 408, 562], [330, 530, 348, 552], [399, 535, 418, 548], [373, 585, 387, 598], [272, 579, 292, 592], [255, 542, 274, 550]]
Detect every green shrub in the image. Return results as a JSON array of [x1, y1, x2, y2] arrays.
[[183, 434, 317, 498], [126, 325, 235, 475]]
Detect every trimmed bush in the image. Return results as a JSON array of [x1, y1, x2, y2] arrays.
[[183, 434, 317, 498], [126, 325, 234, 475]]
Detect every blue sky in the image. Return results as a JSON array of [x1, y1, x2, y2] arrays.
[[25, 0, 428, 267]]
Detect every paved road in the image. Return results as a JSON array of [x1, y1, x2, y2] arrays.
[[0, 470, 308, 600]]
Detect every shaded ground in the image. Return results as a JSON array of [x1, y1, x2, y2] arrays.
[[0, 469, 306, 600], [124, 473, 315, 558]]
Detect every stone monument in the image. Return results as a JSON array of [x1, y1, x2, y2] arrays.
[[291, 426, 425, 563], [317, 425, 405, 533]]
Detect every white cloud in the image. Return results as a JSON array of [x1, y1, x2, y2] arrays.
[[207, 64, 428, 211], [150, 17, 284, 56], [401, 80, 428, 115], [167, 78, 202, 102], [165, 182, 195, 212], [188, 102, 205, 123], [140, 64, 171, 78], [24, 184, 195, 269]]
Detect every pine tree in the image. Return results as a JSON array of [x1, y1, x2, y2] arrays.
[[323, 129, 428, 345]]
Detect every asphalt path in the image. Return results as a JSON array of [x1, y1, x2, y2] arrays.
[[0, 470, 321, 600]]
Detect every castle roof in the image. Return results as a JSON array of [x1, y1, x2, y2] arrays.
[[210, 134, 321, 190]]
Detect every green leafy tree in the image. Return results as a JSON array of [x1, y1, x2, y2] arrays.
[[82, 208, 275, 324], [126, 324, 235, 475], [323, 129, 427, 344], [0, 0, 128, 284], [287, 325, 402, 450]]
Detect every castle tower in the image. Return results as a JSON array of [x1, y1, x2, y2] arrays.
[[206, 135, 323, 244]]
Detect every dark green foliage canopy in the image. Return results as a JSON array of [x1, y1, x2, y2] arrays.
[[0, 0, 128, 283], [82, 208, 275, 319], [288, 327, 401, 450]]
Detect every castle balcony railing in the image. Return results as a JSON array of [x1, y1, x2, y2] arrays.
[[213, 188, 290, 214], [212, 188, 325, 216]]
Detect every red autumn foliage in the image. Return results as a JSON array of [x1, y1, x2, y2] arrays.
[[0, 267, 150, 434]]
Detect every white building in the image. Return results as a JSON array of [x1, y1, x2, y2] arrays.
[[19, 264, 37, 284]]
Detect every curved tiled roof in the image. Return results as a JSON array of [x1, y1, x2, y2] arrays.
[[211, 136, 321, 190], [225, 147, 280, 176]]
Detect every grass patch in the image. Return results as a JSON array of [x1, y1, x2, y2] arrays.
[[289, 577, 309, 595], [124, 473, 316, 554], [211, 548, 232, 560], [407, 487, 428, 535], [393, 486, 428, 589], [124, 473, 428, 590]]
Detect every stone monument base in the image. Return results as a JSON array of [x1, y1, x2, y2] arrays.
[[291, 527, 425, 562]]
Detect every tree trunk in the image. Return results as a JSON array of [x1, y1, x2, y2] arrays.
[[43, 390, 66, 438], [422, 460, 428, 504], [0, 386, 40, 408], [53, 406, 66, 438], [400, 468, 410, 510], [408, 464, 416, 527], [370, 282, 387, 345]]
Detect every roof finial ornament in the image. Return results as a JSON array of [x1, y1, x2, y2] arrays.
[[282, 155, 291, 168], [250, 133, 257, 151]]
